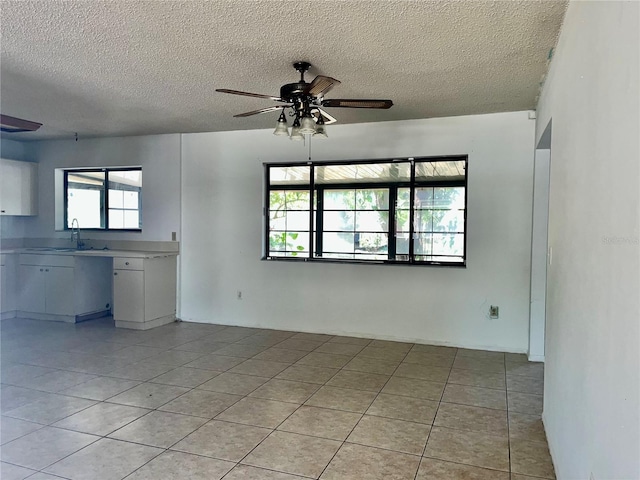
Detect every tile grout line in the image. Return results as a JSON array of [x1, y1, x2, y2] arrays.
[[416, 348, 457, 480], [315, 341, 417, 480]]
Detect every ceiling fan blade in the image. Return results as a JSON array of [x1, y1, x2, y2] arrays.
[[0, 114, 42, 132], [321, 99, 393, 109], [216, 89, 283, 102], [233, 106, 291, 118], [313, 108, 337, 124], [304, 76, 341, 97]]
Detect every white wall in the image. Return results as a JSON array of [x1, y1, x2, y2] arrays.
[[535, 2, 639, 478], [181, 111, 535, 352], [25, 134, 181, 242]]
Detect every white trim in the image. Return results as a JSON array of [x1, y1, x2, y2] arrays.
[[528, 354, 545, 363]]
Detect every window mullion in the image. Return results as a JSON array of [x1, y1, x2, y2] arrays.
[[315, 186, 323, 258], [388, 186, 397, 261], [264, 165, 270, 258], [408, 160, 416, 263], [308, 164, 315, 259], [103, 169, 108, 230]]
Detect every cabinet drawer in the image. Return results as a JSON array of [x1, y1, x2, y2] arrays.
[[19, 254, 75, 267], [114, 257, 144, 270]]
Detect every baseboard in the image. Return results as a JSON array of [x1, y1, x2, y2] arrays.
[[541, 413, 559, 478], [116, 314, 176, 330], [17, 311, 75, 323], [528, 354, 545, 363], [76, 309, 111, 323]]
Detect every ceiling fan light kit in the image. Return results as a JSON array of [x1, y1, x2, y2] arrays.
[[216, 61, 393, 141]]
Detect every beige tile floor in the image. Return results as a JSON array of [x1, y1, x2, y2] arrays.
[[0, 317, 554, 479]]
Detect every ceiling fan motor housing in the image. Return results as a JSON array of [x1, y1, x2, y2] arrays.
[[280, 82, 308, 104]]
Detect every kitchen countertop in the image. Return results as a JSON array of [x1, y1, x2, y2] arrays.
[[1, 248, 178, 259]]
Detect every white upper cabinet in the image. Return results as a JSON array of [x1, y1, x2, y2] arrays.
[[0, 158, 38, 216]]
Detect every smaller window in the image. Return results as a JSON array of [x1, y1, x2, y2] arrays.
[[64, 168, 142, 230]]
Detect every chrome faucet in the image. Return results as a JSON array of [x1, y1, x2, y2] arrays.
[[70, 218, 84, 249]]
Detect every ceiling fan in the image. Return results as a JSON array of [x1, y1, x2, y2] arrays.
[[216, 61, 393, 139]]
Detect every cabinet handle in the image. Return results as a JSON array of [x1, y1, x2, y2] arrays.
[[114, 272, 118, 276], [40, 268, 43, 272], [45, 269, 49, 272], [125, 262, 130, 265]]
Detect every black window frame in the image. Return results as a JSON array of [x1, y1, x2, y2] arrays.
[[263, 156, 468, 267], [63, 167, 142, 232]]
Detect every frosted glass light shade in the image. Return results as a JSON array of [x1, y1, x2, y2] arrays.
[[273, 121, 289, 136], [299, 116, 317, 135], [290, 126, 304, 140], [313, 124, 328, 138]]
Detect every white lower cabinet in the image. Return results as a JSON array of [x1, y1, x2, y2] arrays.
[[1, 254, 18, 318], [113, 256, 176, 330], [18, 254, 112, 322], [19, 265, 73, 315]]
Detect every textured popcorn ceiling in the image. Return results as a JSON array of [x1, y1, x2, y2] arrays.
[[0, 0, 567, 140]]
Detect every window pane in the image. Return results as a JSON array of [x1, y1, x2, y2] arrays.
[[356, 232, 388, 253], [324, 211, 354, 231], [433, 186, 465, 209], [415, 255, 464, 263], [414, 234, 433, 255], [396, 210, 410, 232], [269, 232, 309, 253], [109, 190, 124, 208], [323, 232, 355, 253], [123, 210, 140, 229], [356, 211, 388, 232], [109, 209, 124, 229], [415, 210, 433, 232], [397, 188, 410, 209], [123, 191, 138, 209], [269, 212, 286, 230], [432, 233, 464, 256], [67, 171, 105, 229], [415, 160, 465, 182], [286, 191, 311, 210], [270, 190, 310, 211], [284, 211, 309, 231], [324, 190, 355, 210], [395, 234, 410, 254], [414, 187, 434, 208], [109, 170, 142, 188], [315, 162, 410, 184], [433, 210, 465, 233], [356, 189, 389, 210], [269, 166, 310, 186]]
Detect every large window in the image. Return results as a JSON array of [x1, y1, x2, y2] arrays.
[[64, 168, 142, 230], [264, 157, 467, 266]]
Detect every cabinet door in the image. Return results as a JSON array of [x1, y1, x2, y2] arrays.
[[113, 270, 144, 322], [1, 264, 16, 313], [45, 267, 75, 315], [18, 265, 46, 313], [0, 160, 37, 216]]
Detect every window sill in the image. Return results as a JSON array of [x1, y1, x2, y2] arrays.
[[262, 256, 466, 268]]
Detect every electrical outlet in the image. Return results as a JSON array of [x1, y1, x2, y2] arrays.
[[237, 290, 242, 300], [489, 305, 499, 318], [171, 231, 177, 241]]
